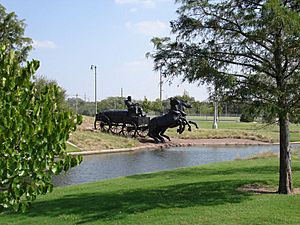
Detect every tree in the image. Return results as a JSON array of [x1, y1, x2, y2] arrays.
[[142, 96, 152, 113], [33, 76, 70, 112], [151, 99, 164, 114], [148, 0, 300, 194], [0, 47, 82, 212], [0, 4, 32, 62], [98, 97, 127, 111]]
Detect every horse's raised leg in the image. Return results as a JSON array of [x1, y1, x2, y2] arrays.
[[177, 119, 184, 133], [189, 121, 198, 129], [177, 118, 187, 134], [181, 118, 192, 131]]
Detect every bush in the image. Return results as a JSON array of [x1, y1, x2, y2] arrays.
[[0, 47, 82, 212], [240, 113, 255, 122]]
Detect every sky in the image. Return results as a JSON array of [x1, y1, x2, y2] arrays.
[[1, 0, 209, 101]]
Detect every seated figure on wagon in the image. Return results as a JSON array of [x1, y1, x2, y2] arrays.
[[124, 96, 145, 117]]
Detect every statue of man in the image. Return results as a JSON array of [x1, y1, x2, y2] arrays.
[[124, 96, 145, 117]]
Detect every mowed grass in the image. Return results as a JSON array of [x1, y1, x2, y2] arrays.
[[69, 130, 139, 151], [167, 119, 300, 143], [66, 143, 81, 153], [67, 116, 300, 152], [68, 116, 139, 151], [1, 156, 299, 225]]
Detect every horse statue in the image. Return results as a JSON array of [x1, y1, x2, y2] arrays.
[[148, 97, 198, 143]]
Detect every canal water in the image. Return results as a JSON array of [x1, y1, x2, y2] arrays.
[[53, 144, 298, 187]]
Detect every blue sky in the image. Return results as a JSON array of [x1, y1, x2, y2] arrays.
[[2, 0, 208, 101]]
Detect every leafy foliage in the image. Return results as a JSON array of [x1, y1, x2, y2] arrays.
[[149, 0, 300, 122], [240, 113, 255, 123], [0, 47, 82, 212], [66, 95, 235, 116], [0, 4, 32, 62], [148, 0, 300, 193], [33, 76, 70, 112]]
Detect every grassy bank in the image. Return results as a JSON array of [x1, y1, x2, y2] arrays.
[[67, 116, 300, 152], [68, 116, 139, 151], [1, 155, 299, 225], [168, 119, 300, 143]]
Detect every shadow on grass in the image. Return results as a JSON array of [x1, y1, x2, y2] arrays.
[[127, 164, 280, 180], [26, 179, 254, 224], [6, 161, 296, 224]]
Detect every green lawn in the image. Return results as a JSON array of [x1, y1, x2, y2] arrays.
[[168, 120, 300, 143], [1, 154, 299, 225], [67, 116, 300, 152], [66, 143, 81, 152], [67, 116, 140, 152]]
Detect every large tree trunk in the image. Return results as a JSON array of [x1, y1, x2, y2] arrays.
[[278, 115, 293, 194]]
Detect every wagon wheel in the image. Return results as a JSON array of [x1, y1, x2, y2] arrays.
[[100, 122, 111, 133], [137, 126, 148, 138], [111, 123, 122, 135], [94, 115, 111, 133], [122, 122, 137, 137]]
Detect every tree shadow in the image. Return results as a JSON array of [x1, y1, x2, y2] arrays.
[[127, 165, 280, 180], [23, 179, 256, 224], [6, 162, 298, 224]]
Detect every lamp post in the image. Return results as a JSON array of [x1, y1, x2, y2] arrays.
[[212, 85, 218, 129], [90, 65, 97, 115], [159, 69, 163, 101], [212, 100, 218, 129]]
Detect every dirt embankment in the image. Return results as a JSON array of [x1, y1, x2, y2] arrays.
[[69, 137, 272, 156]]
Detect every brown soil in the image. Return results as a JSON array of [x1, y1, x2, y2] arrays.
[[239, 184, 300, 195], [69, 137, 272, 156], [138, 137, 271, 148]]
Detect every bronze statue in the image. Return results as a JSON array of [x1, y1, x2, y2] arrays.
[[94, 95, 197, 142], [124, 96, 145, 117], [147, 97, 198, 143]]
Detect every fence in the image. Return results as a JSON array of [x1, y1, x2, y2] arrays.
[[147, 113, 241, 122], [187, 114, 241, 122]]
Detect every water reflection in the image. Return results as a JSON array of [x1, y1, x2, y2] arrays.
[[53, 144, 299, 187]]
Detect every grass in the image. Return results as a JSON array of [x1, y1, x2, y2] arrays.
[[66, 143, 81, 153], [1, 156, 299, 225], [68, 116, 139, 151], [67, 116, 300, 152], [168, 119, 300, 143], [69, 131, 139, 151]]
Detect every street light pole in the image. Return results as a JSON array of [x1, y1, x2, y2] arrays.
[[212, 100, 218, 129], [90, 65, 97, 115], [159, 69, 163, 101], [212, 85, 218, 129]]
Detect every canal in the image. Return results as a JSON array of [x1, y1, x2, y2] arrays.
[[53, 144, 298, 186]]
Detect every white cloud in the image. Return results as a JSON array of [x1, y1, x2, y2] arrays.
[[126, 20, 168, 36], [115, 0, 155, 8], [33, 40, 57, 49]]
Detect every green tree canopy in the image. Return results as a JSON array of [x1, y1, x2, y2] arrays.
[[0, 4, 32, 62], [141, 97, 152, 113], [148, 0, 300, 194], [33, 76, 70, 112], [0, 47, 82, 212]]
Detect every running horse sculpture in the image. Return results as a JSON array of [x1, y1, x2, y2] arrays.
[[148, 97, 198, 143]]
